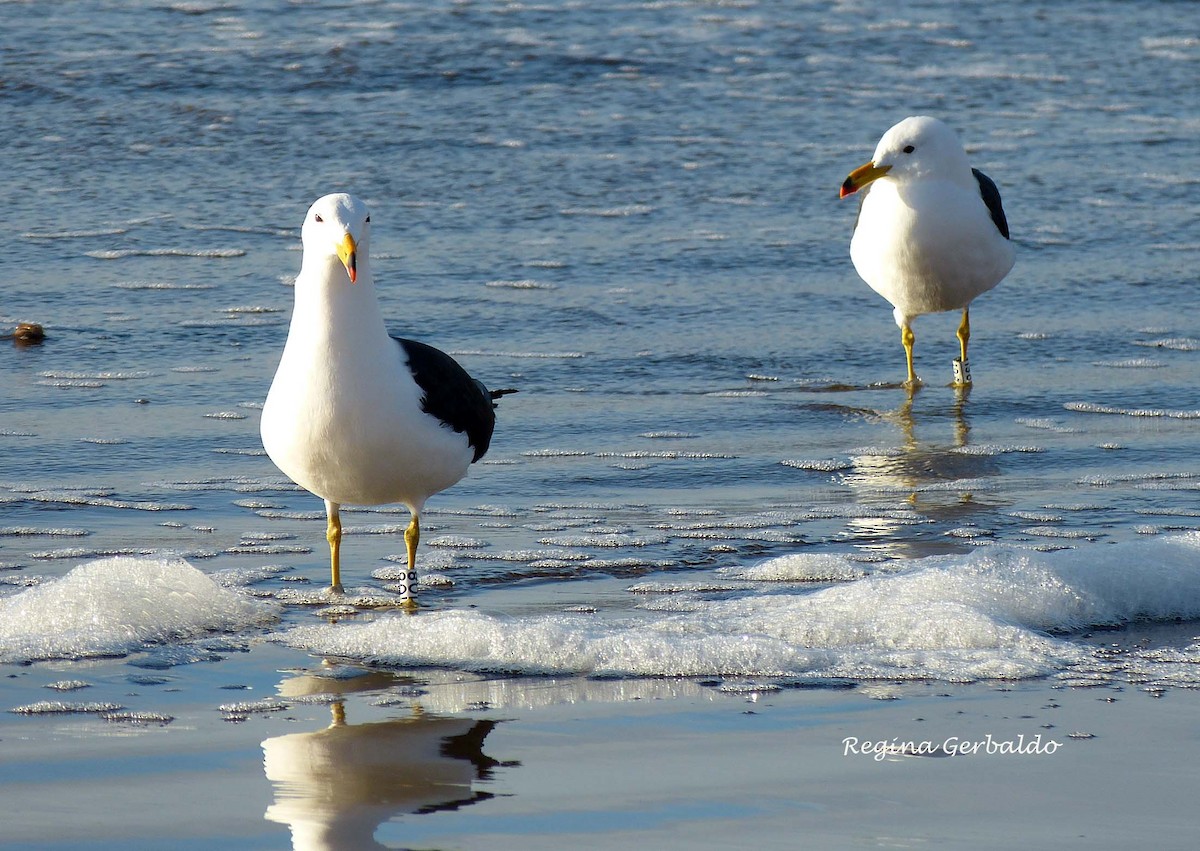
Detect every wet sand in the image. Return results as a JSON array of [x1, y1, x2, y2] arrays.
[[3, 638, 1196, 850]]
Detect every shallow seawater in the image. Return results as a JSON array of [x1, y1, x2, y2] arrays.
[[2, 0, 1200, 847]]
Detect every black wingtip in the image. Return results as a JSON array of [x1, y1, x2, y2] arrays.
[[972, 168, 1010, 240]]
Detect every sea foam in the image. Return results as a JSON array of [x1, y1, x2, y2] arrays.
[[278, 535, 1200, 684], [0, 557, 276, 664]]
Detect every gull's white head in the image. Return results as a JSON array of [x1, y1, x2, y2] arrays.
[[301, 193, 372, 284], [840, 116, 973, 198]]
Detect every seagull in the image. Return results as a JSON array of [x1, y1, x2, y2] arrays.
[[261, 193, 512, 604], [839, 116, 1014, 388]]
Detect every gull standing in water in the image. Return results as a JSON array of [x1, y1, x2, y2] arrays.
[[840, 116, 1014, 388], [262, 193, 512, 604]]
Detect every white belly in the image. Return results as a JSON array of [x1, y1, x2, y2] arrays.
[[261, 335, 474, 511], [850, 179, 1014, 323]]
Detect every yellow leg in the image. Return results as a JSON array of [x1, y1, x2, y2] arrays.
[[400, 514, 419, 607], [953, 307, 973, 387], [325, 500, 343, 594], [901, 324, 918, 388], [957, 307, 971, 364]]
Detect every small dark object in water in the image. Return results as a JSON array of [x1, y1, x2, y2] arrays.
[[5, 322, 46, 346]]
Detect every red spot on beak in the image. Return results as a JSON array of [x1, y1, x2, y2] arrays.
[[336, 234, 358, 284]]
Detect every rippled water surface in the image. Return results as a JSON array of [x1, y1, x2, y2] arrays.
[[2, 1, 1200, 843]]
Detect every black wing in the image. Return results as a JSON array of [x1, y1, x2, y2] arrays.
[[972, 168, 1010, 240], [395, 337, 499, 463]]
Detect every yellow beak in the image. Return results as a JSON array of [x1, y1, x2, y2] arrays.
[[335, 233, 358, 283], [840, 161, 892, 198]]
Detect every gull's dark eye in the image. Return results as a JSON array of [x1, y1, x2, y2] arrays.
[[314, 214, 324, 223], [365, 215, 370, 223], [903, 145, 915, 154]]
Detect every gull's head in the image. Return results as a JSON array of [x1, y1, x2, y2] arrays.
[[840, 116, 971, 198], [302, 193, 371, 284]]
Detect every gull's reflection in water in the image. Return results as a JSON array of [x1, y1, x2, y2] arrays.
[[842, 387, 1002, 557], [262, 667, 504, 851]]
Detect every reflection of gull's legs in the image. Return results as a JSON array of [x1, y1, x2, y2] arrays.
[[953, 384, 971, 447]]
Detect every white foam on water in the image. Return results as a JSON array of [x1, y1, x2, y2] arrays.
[[1133, 337, 1200, 351], [10, 701, 125, 715], [1011, 510, 1063, 523], [29, 547, 154, 561], [45, 680, 91, 691], [38, 380, 104, 389], [719, 552, 869, 583], [22, 228, 128, 239], [86, 247, 246, 259], [153, 475, 292, 493], [1138, 508, 1200, 518], [223, 544, 312, 556], [101, 711, 175, 726], [40, 370, 155, 381], [113, 281, 216, 291], [10, 488, 194, 511], [212, 565, 292, 587], [628, 579, 749, 594], [451, 549, 591, 563], [0, 576, 39, 588], [586, 557, 674, 571], [0, 527, 89, 538], [781, 458, 854, 472], [278, 535, 1200, 684], [426, 535, 489, 549], [946, 527, 995, 540], [1079, 471, 1200, 487], [203, 411, 248, 420], [0, 557, 277, 664], [596, 450, 737, 460], [484, 279, 557, 290], [1092, 358, 1165, 369], [537, 534, 668, 548], [218, 697, 288, 716], [224, 305, 284, 314], [1065, 402, 1200, 419], [559, 204, 655, 217], [950, 444, 1043, 456], [1015, 417, 1078, 433], [1021, 527, 1101, 540]]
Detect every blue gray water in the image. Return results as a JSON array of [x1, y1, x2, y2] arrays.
[[2, 0, 1200, 845]]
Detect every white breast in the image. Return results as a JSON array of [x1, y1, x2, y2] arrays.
[[261, 264, 475, 512], [851, 178, 1015, 323]]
